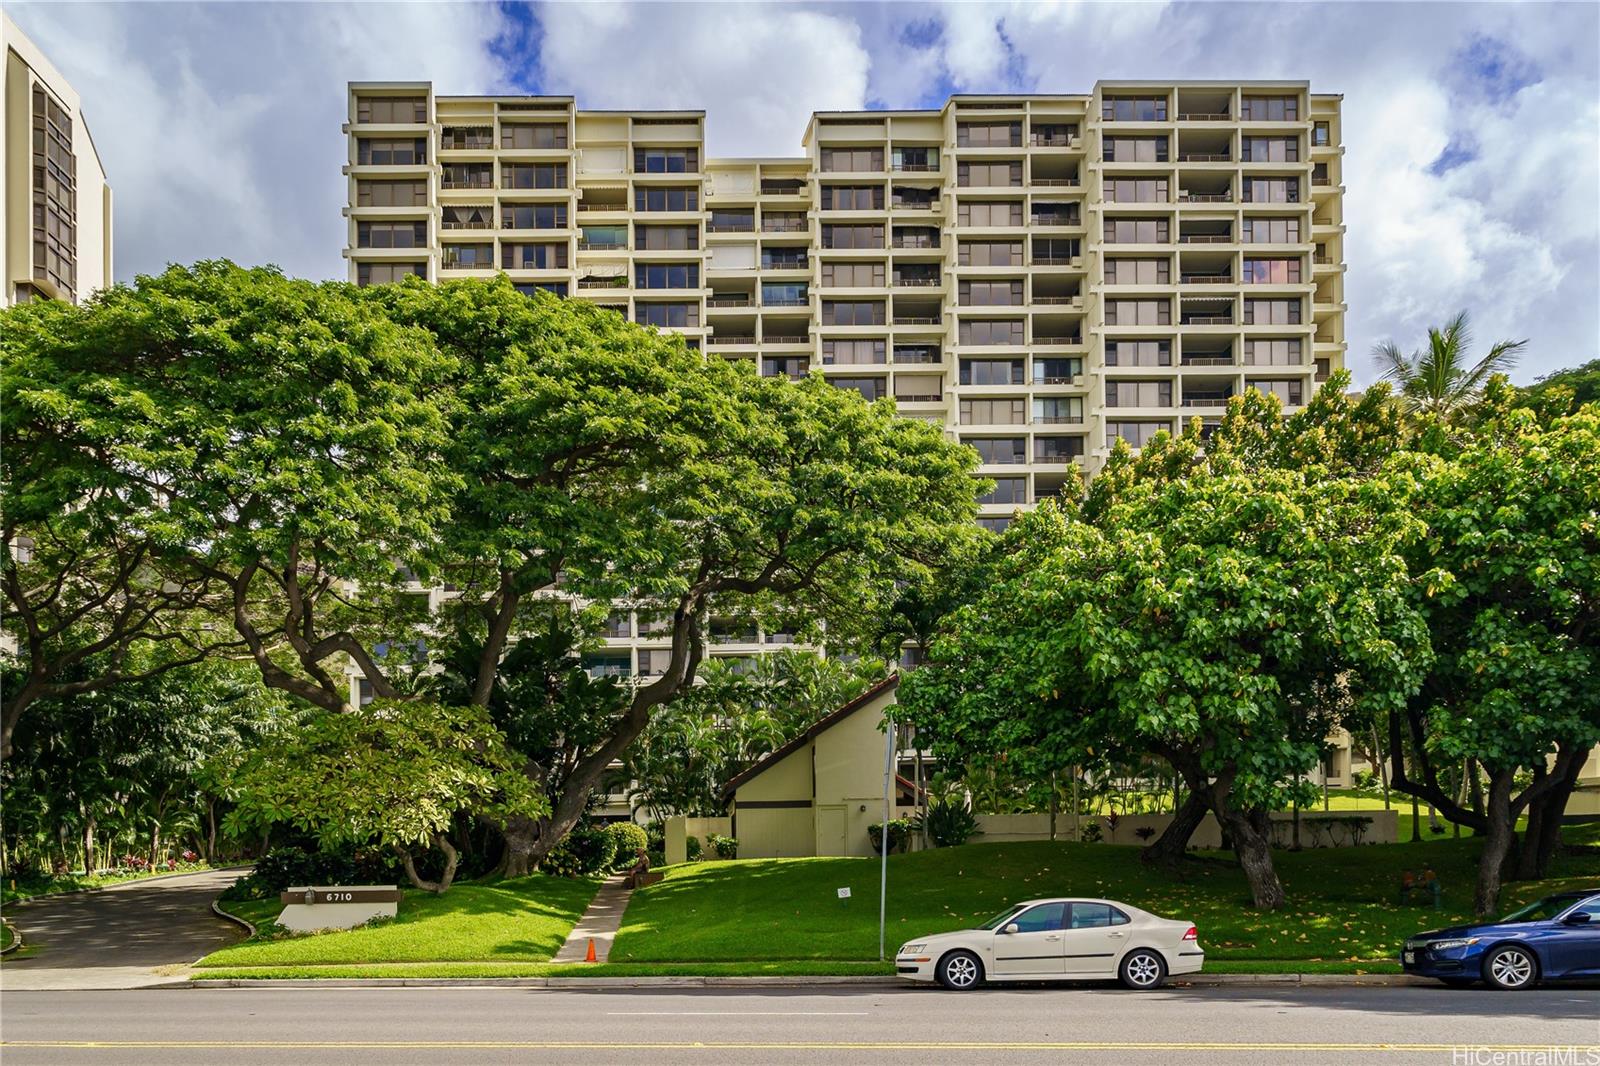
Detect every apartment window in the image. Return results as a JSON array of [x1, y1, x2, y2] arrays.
[[960, 398, 1027, 425], [1109, 421, 1170, 448], [1241, 96, 1300, 121], [1104, 258, 1170, 285], [1103, 137, 1168, 163], [959, 319, 1026, 346], [1105, 299, 1171, 326], [1035, 436, 1086, 461], [356, 179, 427, 207], [1103, 218, 1170, 244], [1241, 137, 1299, 163], [1242, 217, 1301, 243], [892, 146, 937, 171], [503, 204, 568, 230], [895, 344, 941, 364], [959, 358, 1024, 385], [821, 185, 885, 211], [1312, 121, 1331, 147], [1033, 397, 1084, 424], [1312, 162, 1331, 185], [357, 97, 425, 124], [1106, 380, 1173, 408], [1032, 202, 1080, 225], [819, 147, 883, 173], [967, 438, 1027, 465], [636, 303, 700, 328], [762, 356, 809, 380], [957, 201, 1023, 228], [822, 339, 886, 365], [1101, 96, 1168, 122], [584, 653, 631, 679], [1031, 122, 1078, 146], [441, 243, 494, 269], [762, 248, 808, 269], [1243, 298, 1302, 325], [833, 377, 887, 401], [440, 126, 493, 150], [977, 517, 1012, 533], [1315, 358, 1331, 381], [959, 241, 1022, 266], [1034, 357, 1082, 384], [893, 226, 940, 249], [636, 263, 699, 289], [821, 224, 883, 250], [1244, 338, 1304, 366], [357, 138, 426, 165], [761, 282, 807, 305], [503, 243, 569, 269], [820, 261, 886, 287], [636, 225, 699, 250], [501, 123, 568, 149], [709, 209, 753, 231], [1106, 339, 1172, 367], [821, 300, 886, 326], [957, 161, 1023, 188], [356, 261, 426, 286], [1242, 178, 1300, 203], [442, 163, 493, 189], [1247, 379, 1305, 406], [515, 281, 568, 298], [1242, 258, 1302, 284], [956, 122, 1022, 148], [441, 205, 493, 230], [638, 649, 670, 677], [502, 163, 567, 189], [634, 148, 699, 173], [1105, 178, 1169, 203], [1032, 238, 1081, 263], [635, 186, 698, 211], [581, 225, 627, 249], [979, 477, 1028, 506], [763, 211, 807, 233], [357, 221, 427, 249], [959, 280, 1024, 306]]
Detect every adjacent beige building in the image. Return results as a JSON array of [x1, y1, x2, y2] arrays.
[[344, 81, 1347, 534], [2, 12, 112, 306]]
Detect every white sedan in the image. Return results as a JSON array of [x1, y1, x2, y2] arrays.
[[895, 897, 1204, 990]]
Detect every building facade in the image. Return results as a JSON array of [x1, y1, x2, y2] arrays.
[[2, 12, 112, 306]]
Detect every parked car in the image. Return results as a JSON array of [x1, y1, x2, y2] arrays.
[[1402, 889, 1600, 990], [895, 897, 1203, 990]]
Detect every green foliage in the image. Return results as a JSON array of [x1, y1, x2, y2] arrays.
[[912, 794, 980, 848], [868, 819, 911, 855], [1514, 358, 1600, 416], [684, 835, 702, 862], [606, 823, 649, 867], [541, 824, 616, 878], [1372, 310, 1527, 422], [223, 700, 544, 854], [706, 834, 739, 860]]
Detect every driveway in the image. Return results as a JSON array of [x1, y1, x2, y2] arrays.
[[0, 867, 248, 990]]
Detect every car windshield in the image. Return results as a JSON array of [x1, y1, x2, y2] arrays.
[[978, 906, 1026, 930], [1498, 895, 1588, 923]]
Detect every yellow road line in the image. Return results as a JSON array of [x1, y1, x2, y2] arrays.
[[5, 1042, 1597, 1052]]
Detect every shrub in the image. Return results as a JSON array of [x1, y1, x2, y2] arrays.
[[541, 825, 617, 878], [248, 845, 400, 894], [707, 834, 739, 860], [685, 835, 702, 862], [1080, 822, 1103, 843], [913, 795, 980, 848], [606, 823, 649, 868], [1134, 826, 1156, 842], [646, 849, 666, 869], [868, 819, 911, 855]]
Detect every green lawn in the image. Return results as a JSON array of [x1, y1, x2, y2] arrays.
[[1318, 790, 1491, 843], [3, 862, 213, 904], [196, 874, 598, 968], [608, 836, 1600, 970]]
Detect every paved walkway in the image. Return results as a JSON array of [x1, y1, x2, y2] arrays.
[[550, 874, 632, 963], [0, 867, 247, 990]]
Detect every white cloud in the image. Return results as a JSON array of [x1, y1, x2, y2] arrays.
[[7, 1, 514, 282]]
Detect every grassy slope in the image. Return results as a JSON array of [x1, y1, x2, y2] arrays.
[[609, 837, 1600, 968], [196, 874, 598, 967]]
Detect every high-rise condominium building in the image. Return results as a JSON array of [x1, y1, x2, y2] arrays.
[[2, 12, 112, 306]]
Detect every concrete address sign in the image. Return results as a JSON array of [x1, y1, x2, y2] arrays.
[[276, 885, 402, 932]]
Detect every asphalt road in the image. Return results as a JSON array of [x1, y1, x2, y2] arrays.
[[0, 868, 246, 990], [3, 984, 1597, 1065]]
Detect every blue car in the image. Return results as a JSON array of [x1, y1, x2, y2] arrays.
[[1402, 889, 1600, 989]]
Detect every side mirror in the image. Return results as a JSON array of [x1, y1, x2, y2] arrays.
[[1003, 923, 1020, 935], [1563, 912, 1593, 925]]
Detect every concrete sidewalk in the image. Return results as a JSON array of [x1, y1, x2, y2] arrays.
[[550, 874, 632, 964]]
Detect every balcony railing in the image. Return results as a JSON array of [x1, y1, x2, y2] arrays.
[[1177, 153, 1231, 162], [892, 201, 938, 211], [1033, 177, 1081, 187], [892, 162, 939, 173], [893, 276, 941, 287], [894, 348, 940, 364], [1179, 234, 1232, 244], [442, 177, 494, 190], [1034, 333, 1082, 345], [762, 219, 807, 233], [707, 334, 756, 346], [1182, 314, 1234, 325], [1181, 274, 1234, 285], [895, 393, 942, 403], [577, 239, 627, 251], [893, 315, 941, 326], [1313, 254, 1334, 265], [707, 296, 751, 308], [1177, 111, 1230, 121], [1033, 256, 1080, 266], [1034, 375, 1081, 386], [1030, 134, 1078, 148], [1311, 176, 1332, 186], [761, 260, 808, 270], [1033, 295, 1081, 306], [762, 298, 808, 307], [892, 237, 940, 249], [707, 223, 754, 233], [1179, 192, 1231, 203], [1182, 355, 1234, 366], [1031, 214, 1079, 227], [1033, 415, 1084, 425], [577, 277, 627, 289], [1182, 395, 1234, 407]]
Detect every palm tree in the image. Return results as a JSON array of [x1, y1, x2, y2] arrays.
[[1372, 311, 1527, 419]]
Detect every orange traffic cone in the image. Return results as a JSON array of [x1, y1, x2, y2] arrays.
[[585, 938, 597, 963]]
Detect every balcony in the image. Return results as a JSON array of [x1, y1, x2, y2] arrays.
[[707, 223, 754, 233], [1181, 313, 1234, 326], [1032, 177, 1081, 188], [1034, 332, 1082, 345], [1182, 392, 1234, 407], [893, 315, 941, 326], [892, 234, 940, 250], [893, 274, 941, 287], [1179, 234, 1232, 245], [577, 239, 627, 251], [1033, 295, 1081, 307], [892, 162, 939, 173], [1181, 353, 1235, 367], [577, 277, 628, 290], [1179, 192, 1231, 204], [892, 200, 938, 212], [1177, 152, 1231, 163], [894, 346, 941, 364], [1180, 273, 1234, 285], [762, 218, 808, 233], [707, 334, 757, 347], [1177, 111, 1230, 122], [1031, 213, 1079, 227], [1030, 133, 1078, 148], [707, 295, 752, 308], [762, 297, 808, 308]]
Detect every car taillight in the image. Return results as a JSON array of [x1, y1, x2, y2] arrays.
[[1182, 926, 1198, 941]]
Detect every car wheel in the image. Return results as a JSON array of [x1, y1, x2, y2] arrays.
[[1119, 948, 1167, 990], [1482, 945, 1538, 991], [936, 950, 984, 991]]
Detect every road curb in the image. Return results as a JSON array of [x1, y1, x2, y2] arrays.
[[210, 899, 257, 938], [0, 918, 22, 956], [186, 972, 1425, 990]]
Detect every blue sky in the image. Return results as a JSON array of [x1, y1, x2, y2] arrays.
[[10, 1, 1598, 384]]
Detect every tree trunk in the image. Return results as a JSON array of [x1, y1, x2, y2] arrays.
[[1372, 726, 1391, 809], [1410, 793, 1420, 843], [496, 814, 542, 878], [1474, 769, 1518, 917], [1514, 746, 1586, 881], [148, 823, 161, 868], [82, 816, 96, 876], [1466, 757, 1484, 816], [1219, 805, 1285, 910], [205, 799, 217, 864], [1140, 789, 1209, 869], [398, 834, 460, 894]]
